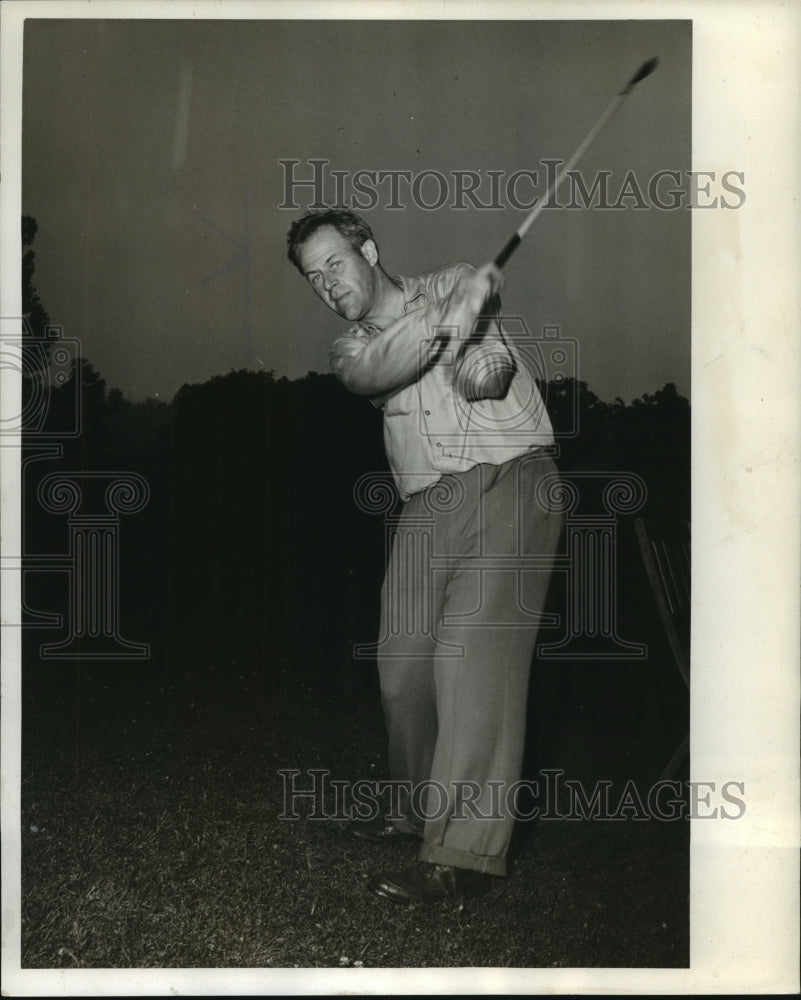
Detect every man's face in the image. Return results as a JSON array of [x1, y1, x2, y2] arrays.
[[297, 225, 378, 322]]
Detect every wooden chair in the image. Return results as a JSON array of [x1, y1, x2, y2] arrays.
[[633, 518, 690, 778]]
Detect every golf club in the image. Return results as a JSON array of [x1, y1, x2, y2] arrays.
[[493, 57, 659, 269]]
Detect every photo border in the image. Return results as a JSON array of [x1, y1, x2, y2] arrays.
[[2, 0, 798, 995]]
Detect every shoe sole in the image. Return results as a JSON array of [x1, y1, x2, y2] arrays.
[[368, 873, 454, 904], [369, 882, 448, 904], [369, 875, 496, 903]]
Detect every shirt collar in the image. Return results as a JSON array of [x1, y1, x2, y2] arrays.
[[353, 273, 428, 336], [396, 273, 429, 314]]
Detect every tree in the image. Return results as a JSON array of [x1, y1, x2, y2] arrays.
[[22, 216, 50, 338]]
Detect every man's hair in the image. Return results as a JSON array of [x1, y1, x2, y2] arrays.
[[286, 208, 376, 273]]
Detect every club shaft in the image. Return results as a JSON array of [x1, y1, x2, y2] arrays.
[[494, 62, 656, 269]]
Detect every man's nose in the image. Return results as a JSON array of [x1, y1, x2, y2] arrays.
[[323, 273, 338, 292]]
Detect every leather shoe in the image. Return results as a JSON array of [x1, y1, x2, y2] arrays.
[[369, 861, 497, 904], [344, 817, 421, 844]]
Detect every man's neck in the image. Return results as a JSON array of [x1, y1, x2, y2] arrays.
[[361, 268, 406, 331]]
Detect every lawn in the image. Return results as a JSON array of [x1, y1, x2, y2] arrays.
[[20, 622, 689, 970]]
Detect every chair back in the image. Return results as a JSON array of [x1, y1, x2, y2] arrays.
[[633, 518, 690, 690]]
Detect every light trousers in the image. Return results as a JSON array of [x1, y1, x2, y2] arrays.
[[377, 451, 562, 875]]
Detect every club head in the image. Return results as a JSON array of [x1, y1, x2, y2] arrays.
[[622, 57, 659, 93]]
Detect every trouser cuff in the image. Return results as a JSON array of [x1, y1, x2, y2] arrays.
[[417, 842, 507, 876]]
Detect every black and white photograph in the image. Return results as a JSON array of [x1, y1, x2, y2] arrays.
[[1, 1, 798, 995]]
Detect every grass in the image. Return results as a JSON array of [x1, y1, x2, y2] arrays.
[[20, 627, 689, 970]]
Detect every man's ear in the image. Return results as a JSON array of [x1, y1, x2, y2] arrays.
[[360, 240, 379, 267]]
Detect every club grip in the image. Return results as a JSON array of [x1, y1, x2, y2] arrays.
[[493, 233, 521, 270]]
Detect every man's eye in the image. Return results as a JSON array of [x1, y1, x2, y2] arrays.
[[331, 261, 341, 270]]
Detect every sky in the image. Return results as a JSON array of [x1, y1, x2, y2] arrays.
[[22, 17, 691, 403]]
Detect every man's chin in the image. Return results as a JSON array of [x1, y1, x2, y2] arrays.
[[335, 300, 362, 321]]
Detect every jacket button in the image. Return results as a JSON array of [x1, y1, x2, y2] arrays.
[[424, 409, 431, 416]]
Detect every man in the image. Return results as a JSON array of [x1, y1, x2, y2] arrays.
[[286, 208, 562, 903]]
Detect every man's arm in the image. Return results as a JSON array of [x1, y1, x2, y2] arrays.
[[330, 263, 508, 401]]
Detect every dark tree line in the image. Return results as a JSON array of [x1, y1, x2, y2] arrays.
[[21, 362, 689, 672]]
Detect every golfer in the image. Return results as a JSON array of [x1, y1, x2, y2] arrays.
[[287, 207, 562, 903]]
